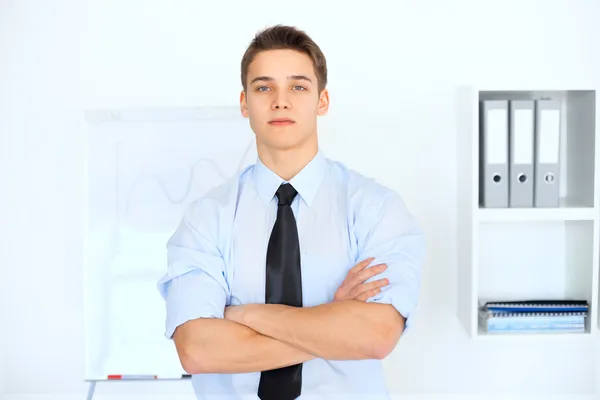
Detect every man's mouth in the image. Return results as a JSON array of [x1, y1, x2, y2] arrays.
[[269, 118, 295, 126]]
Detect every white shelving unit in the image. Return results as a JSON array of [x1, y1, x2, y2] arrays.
[[456, 85, 599, 339]]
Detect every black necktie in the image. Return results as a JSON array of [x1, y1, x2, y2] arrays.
[[258, 183, 303, 400]]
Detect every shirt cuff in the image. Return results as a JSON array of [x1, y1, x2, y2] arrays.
[[366, 278, 419, 330], [158, 268, 227, 339]]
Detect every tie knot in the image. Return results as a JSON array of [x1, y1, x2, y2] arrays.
[[276, 183, 298, 206]]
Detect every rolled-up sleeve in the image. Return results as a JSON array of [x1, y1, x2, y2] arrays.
[[356, 190, 426, 330], [157, 198, 230, 339]]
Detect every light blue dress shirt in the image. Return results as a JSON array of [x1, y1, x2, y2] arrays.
[[157, 149, 425, 400]]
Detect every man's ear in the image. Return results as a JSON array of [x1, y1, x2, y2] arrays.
[[317, 88, 330, 116], [240, 90, 249, 118]]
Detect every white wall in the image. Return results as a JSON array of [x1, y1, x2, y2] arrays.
[[1, 0, 599, 399]]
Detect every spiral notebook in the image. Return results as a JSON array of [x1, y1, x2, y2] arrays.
[[479, 300, 588, 333], [482, 300, 589, 313]]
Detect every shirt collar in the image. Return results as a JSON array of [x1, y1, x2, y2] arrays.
[[252, 150, 328, 207]]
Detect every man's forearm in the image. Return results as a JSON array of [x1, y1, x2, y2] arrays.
[[174, 318, 315, 374], [231, 300, 404, 361]]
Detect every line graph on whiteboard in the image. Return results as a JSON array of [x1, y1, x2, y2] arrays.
[[96, 122, 257, 282], [115, 135, 254, 233], [84, 113, 257, 378]]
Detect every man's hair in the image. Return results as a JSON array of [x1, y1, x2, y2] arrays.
[[240, 25, 328, 94]]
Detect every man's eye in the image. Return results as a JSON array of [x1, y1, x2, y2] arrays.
[[293, 86, 306, 91], [256, 86, 270, 92]]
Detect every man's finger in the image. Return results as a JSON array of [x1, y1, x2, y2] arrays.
[[349, 278, 389, 299], [333, 286, 347, 301], [355, 288, 381, 302], [349, 257, 375, 275], [353, 263, 387, 286]]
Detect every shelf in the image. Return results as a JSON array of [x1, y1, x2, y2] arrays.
[[455, 85, 600, 339], [477, 90, 597, 208], [476, 327, 593, 340], [478, 206, 597, 222], [473, 218, 597, 339], [478, 219, 594, 297]]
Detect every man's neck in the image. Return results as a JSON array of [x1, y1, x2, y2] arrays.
[[257, 141, 318, 182]]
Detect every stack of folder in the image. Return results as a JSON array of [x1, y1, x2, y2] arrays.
[[479, 98, 562, 208], [479, 300, 588, 334]]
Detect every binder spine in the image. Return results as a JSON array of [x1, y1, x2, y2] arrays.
[[534, 99, 562, 207], [509, 100, 535, 207], [480, 100, 509, 208]]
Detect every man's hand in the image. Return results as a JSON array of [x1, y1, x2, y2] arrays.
[[224, 257, 388, 323], [221, 257, 400, 361], [334, 257, 389, 302], [224, 256, 388, 323]]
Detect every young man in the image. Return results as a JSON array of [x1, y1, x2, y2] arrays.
[[157, 25, 425, 400]]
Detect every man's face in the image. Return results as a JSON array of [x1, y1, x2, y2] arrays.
[[240, 49, 329, 151]]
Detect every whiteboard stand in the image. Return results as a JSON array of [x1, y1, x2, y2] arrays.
[[86, 381, 96, 400]]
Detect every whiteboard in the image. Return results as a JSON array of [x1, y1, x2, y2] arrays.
[[83, 106, 256, 380]]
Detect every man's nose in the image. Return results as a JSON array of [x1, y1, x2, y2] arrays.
[[272, 92, 291, 110]]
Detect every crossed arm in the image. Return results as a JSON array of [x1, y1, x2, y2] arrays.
[[174, 299, 404, 375], [165, 192, 425, 375], [174, 269, 405, 375]]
